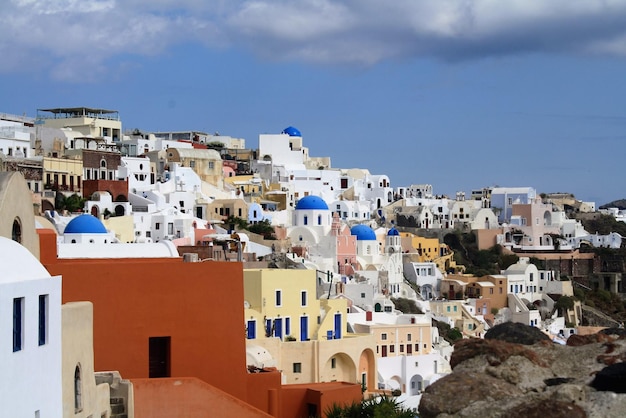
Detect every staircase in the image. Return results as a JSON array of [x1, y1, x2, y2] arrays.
[[110, 397, 127, 418]]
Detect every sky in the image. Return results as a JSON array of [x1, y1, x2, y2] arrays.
[[2, 0, 626, 205]]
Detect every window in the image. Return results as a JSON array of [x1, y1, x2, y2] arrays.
[[331, 358, 336, 369], [74, 364, 83, 412], [407, 334, 412, 341], [529, 273, 534, 282], [303, 215, 308, 225], [208, 162, 214, 169], [361, 293, 366, 298], [490, 288, 494, 294], [293, 363, 302, 373], [189, 160, 195, 168], [39, 295, 48, 346], [381, 333, 387, 340], [155, 223, 161, 230], [301, 291, 307, 307], [400, 345, 404, 353], [12, 217, 21, 243], [13, 297, 24, 352], [390, 345, 395, 353], [167, 223, 174, 235], [275, 290, 282, 307]]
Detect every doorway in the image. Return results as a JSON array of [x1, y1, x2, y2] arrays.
[[149, 336, 171, 378]]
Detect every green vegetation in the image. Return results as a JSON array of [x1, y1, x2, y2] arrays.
[[324, 395, 414, 418], [225, 216, 276, 240], [581, 214, 626, 237], [206, 141, 225, 149], [572, 285, 626, 322], [55, 193, 86, 213], [391, 297, 423, 314], [434, 320, 463, 344], [444, 231, 518, 275], [554, 295, 574, 314]]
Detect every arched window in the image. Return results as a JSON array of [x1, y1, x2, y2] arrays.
[[317, 215, 322, 225], [74, 364, 82, 412], [12, 217, 22, 243]]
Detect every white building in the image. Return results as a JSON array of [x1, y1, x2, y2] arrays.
[[0, 113, 33, 158], [0, 236, 63, 416]]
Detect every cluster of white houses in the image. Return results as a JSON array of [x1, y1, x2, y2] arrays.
[[0, 107, 622, 414]]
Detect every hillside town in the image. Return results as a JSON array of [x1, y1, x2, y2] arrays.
[[2, 107, 626, 417]]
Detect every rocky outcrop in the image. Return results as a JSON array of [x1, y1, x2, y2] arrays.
[[581, 305, 622, 328], [419, 322, 626, 417]]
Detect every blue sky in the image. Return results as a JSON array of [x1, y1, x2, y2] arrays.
[[2, 0, 626, 205]]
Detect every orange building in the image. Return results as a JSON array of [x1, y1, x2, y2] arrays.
[[38, 228, 361, 417]]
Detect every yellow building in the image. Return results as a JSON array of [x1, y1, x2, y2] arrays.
[[43, 157, 83, 194], [243, 269, 377, 390], [400, 231, 460, 273]]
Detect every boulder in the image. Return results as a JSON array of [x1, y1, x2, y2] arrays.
[[419, 322, 626, 417]]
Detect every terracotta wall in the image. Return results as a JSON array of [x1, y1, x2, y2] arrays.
[[83, 179, 128, 201], [43, 245, 250, 401], [280, 383, 362, 418], [132, 377, 272, 418]]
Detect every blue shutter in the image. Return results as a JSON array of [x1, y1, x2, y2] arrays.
[[247, 320, 256, 339], [334, 313, 342, 339], [300, 316, 308, 341]]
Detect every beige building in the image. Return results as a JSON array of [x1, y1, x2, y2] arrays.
[[165, 148, 223, 188], [354, 317, 433, 358], [208, 198, 248, 222], [0, 171, 40, 257], [38, 107, 122, 142], [62, 302, 132, 418], [244, 269, 377, 390]]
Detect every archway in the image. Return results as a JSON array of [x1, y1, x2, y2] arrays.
[[321, 352, 356, 383], [409, 374, 424, 395], [91, 205, 99, 217], [115, 205, 125, 216]]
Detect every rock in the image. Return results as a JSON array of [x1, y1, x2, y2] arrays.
[[505, 399, 587, 418], [418, 371, 523, 418], [591, 363, 626, 393], [450, 338, 547, 369], [485, 321, 551, 345], [598, 328, 626, 339], [420, 324, 626, 417]]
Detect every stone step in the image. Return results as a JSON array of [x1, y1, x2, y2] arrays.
[[111, 403, 125, 414]]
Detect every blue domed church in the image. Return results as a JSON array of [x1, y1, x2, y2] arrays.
[[63, 214, 113, 244]]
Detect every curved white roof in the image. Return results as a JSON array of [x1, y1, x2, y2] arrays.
[[57, 241, 180, 259], [0, 237, 51, 283]]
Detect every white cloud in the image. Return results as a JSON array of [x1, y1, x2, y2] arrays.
[[2, 0, 626, 79]]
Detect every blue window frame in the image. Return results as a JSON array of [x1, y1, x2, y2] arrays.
[[39, 295, 48, 346], [13, 297, 24, 352]]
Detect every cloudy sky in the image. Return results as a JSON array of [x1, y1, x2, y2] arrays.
[[2, 0, 626, 204]]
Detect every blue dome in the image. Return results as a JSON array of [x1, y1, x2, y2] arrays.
[[295, 196, 328, 210], [282, 126, 301, 137], [387, 227, 400, 236], [350, 224, 377, 241], [65, 214, 107, 234]]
